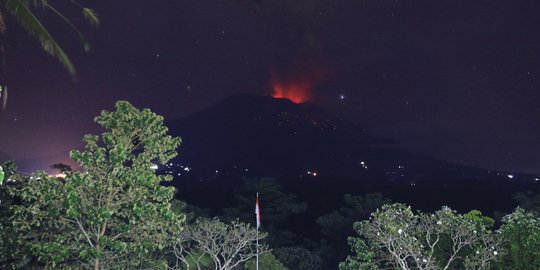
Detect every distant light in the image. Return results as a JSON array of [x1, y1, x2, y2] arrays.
[[339, 94, 345, 100], [183, 167, 191, 172], [507, 174, 514, 179], [360, 161, 365, 165], [535, 178, 539, 181], [55, 173, 66, 179], [313, 172, 318, 176], [150, 164, 158, 170]]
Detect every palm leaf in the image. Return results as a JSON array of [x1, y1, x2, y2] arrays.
[[1, 85, 8, 111], [45, 3, 92, 52], [0, 12, 6, 34], [82, 7, 99, 28], [5, 0, 75, 75]]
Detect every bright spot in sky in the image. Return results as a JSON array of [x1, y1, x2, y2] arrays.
[[339, 94, 345, 100], [535, 178, 539, 181], [150, 164, 158, 170], [507, 174, 514, 179]]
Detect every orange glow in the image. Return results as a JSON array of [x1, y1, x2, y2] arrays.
[[271, 78, 313, 104], [270, 65, 326, 104]]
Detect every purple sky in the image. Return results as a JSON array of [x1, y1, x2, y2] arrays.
[[1, 0, 539, 174]]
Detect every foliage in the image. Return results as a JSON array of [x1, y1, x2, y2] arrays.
[[224, 178, 306, 224], [222, 177, 306, 246], [0, 165, 4, 184], [463, 209, 495, 229], [513, 191, 540, 214], [1, 0, 98, 75], [171, 218, 269, 270], [0, 161, 43, 269], [50, 163, 73, 173], [339, 238, 378, 270], [7, 101, 184, 269], [245, 252, 288, 270], [318, 193, 391, 240], [494, 207, 540, 269], [0, 160, 17, 177], [317, 193, 390, 267], [273, 247, 323, 270], [344, 203, 504, 270]]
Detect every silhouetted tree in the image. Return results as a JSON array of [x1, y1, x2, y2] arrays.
[[222, 178, 306, 246], [171, 218, 269, 270], [6, 101, 184, 269], [317, 193, 390, 267], [495, 207, 540, 269], [343, 204, 503, 270], [51, 163, 72, 174]]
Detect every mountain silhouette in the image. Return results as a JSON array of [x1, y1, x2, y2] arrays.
[[166, 94, 539, 184], [166, 93, 384, 176], [166, 93, 539, 219]]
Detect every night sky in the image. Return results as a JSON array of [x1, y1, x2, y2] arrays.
[[1, 0, 539, 174]]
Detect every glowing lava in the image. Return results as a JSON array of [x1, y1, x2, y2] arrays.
[[271, 78, 313, 104], [270, 66, 326, 104]]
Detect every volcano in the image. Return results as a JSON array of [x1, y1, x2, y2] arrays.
[[166, 93, 539, 217], [165, 94, 539, 185], [166, 93, 375, 176]]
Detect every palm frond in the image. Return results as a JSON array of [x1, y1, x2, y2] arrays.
[[5, 0, 75, 75], [1, 85, 8, 111], [82, 7, 99, 28], [45, 2, 91, 52], [30, 0, 48, 9], [0, 12, 6, 34]]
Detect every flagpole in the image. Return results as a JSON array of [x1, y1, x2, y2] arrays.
[[256, 192, 259, 270]]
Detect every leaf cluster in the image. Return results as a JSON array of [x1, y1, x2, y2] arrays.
[[4, 101, 185, 269]]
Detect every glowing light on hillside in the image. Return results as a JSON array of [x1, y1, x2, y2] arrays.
[[270, 65, 327, 104]]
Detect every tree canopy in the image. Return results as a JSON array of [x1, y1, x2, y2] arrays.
[[342, 203, 504, 270], [5, 101, 184, 269]]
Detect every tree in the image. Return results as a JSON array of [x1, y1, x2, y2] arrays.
[[495, 207, 540, 269], [273, 247, 323, 270], [317, 193, 390, 267], [513, 191, 540, 214], [339, 238, 377, 270], [0, 161, 38, 269], [51, 163, 73, 174], [222, 178, 306, 246], [343, 203, 504, 270], [8, 101, 184, 269], [1, 0, 98, 75], [171, 218, 270, 270], [245, 252, 288, 270], [0, 0, 98, 109], [0, 165, 4, 184]]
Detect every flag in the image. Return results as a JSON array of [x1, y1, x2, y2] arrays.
[[255, 193, 260, 228]]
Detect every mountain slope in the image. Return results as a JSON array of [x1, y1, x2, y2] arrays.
[[167, 93, 378, 176], [165, 94, 539, 186]]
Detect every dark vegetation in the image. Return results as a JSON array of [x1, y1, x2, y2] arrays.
[[1, 100, 539, 269]]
